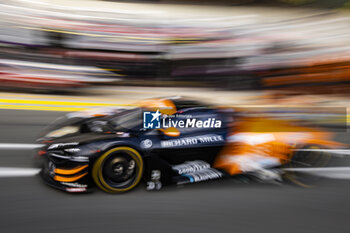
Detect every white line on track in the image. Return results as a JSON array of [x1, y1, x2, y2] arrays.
[[0, 167, 40, 177], [283, 167, 350, 179], [293, 149, 350, 156], [0, 143, 42, 149]]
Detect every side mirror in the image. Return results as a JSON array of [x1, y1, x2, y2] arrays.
[[158, 127, 180, 137]]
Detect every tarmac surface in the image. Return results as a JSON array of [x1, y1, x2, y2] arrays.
[[0, 108, 349, 233]]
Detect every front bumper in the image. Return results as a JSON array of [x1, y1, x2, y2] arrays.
[[39, 152, 92, 193]]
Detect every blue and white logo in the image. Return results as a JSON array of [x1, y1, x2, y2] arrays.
[[143, 110, 161, 129]]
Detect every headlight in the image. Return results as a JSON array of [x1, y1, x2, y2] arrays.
[[46, 126, 79, 138]]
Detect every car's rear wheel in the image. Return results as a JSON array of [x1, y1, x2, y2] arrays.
[[283, 145, 331, 187], [92, 147, 143, 193]]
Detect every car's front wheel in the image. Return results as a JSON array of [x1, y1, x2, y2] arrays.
[[92, 147, 143, 193]]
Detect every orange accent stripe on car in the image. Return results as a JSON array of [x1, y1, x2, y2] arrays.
[[54, 165, 88, 175], [54, 173, 88, 182]]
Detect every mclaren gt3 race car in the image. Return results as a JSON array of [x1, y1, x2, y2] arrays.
[[35, 97, 346, 193]]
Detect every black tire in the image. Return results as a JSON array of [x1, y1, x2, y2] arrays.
[[92, 147, 143, 193]]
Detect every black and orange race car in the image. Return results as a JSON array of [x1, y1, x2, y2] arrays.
[[35, 97, 346, 193]]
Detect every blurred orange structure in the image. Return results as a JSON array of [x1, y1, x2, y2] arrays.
[[214, 117, 343, 175]]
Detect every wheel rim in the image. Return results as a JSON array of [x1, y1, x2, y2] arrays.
[[101, 152, 138, 189], [93, 147, 143, 193]]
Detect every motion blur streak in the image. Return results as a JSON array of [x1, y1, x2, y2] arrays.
[[0, 0, 350, 233], [0, 167, 40, 177], [0, 143, 42, 149]]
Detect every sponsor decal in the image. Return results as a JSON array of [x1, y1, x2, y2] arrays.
[[140, 139, 153, 149], [61, 182, 88, 188], [146, 170, 162, 191], [172, 160, 210, 175], [184, 168, 223, 183], [66, 187, 87, 192], [48, 142, 79, 150], [143, 109, 222, 129], [161, 134, 223, 147], [172, 161, 224, 184], [151, 170, 161, 180]]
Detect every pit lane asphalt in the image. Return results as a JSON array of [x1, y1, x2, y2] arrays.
[[0, 109, 349, 233]]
